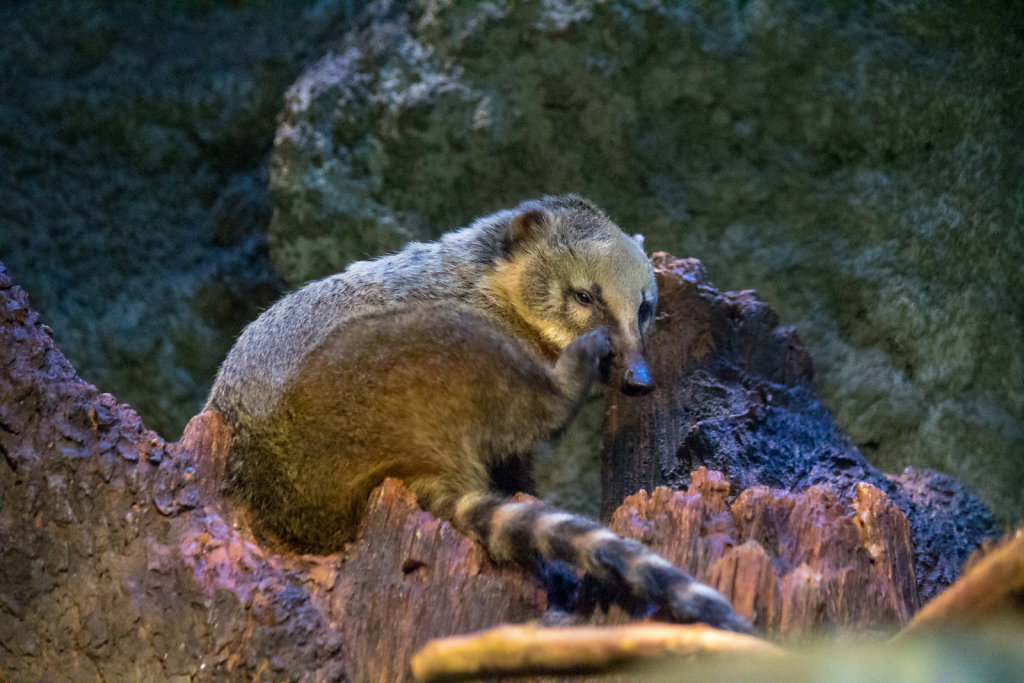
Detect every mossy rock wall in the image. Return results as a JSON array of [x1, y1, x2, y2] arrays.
[[269, 1, 1024, 525]]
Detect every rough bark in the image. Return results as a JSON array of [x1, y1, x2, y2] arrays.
[[603, 254, 1000, 602]]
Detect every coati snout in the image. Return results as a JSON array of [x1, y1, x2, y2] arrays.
[[600, 341, 655, 396], [617, 348, 655, 396]]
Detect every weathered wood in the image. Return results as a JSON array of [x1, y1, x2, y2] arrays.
[[0, 263, 545, 681], [600, 256, 814, 521], [328, 479, 548, 682], [600, 469, 918, 639]]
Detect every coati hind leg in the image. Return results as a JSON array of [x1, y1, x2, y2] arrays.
[[269, 305, 609, 543]]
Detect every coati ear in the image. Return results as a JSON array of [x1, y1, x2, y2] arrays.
[[631, 233, 645, 250], [507, 209, 549, 251]]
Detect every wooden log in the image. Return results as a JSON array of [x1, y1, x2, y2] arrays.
[[0, 264, 545, 681], [409, 622, 782, 682]]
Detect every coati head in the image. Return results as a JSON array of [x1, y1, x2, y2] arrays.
[[486, 195, 657, 396]]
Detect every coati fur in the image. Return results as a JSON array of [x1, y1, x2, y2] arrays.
[[207, 195, 748, 632]]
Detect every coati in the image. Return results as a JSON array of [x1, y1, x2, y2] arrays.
[[207, 195, 748, 632]]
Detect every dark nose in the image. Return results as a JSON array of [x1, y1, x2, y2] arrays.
[[620, 352, 654, 396]]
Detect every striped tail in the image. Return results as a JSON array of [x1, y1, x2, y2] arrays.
[[454, 492, 751, 633]]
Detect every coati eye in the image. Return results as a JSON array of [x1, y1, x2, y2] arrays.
[[639, 300, 652, 323], [573, 290, 594, 306]]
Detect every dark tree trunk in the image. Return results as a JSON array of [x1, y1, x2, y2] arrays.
[[602, 254, 999, 603]]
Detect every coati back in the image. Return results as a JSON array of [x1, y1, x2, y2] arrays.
[[207, 195, 748, 632]]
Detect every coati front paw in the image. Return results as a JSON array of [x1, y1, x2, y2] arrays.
[[571, 326, 612, 373], [555, 327, 612, 395]]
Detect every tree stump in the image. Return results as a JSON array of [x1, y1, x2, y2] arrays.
[[0, 258, 998, 680]]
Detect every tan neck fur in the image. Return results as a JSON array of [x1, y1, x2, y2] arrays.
[[482, 258, 563, 363]]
